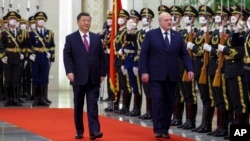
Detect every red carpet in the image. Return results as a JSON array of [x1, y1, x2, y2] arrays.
[[0, 108, 194, 141]]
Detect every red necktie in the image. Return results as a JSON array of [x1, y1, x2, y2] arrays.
[[83, 34, 89, 52]]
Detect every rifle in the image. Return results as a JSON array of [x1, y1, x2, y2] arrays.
[[182, 28, 193, 81], [198, 28, 210, 84], [212, 29, 225, 87]]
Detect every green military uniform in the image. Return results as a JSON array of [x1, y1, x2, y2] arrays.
[[188, 5, 215, 133], [206, 4, 231, 137], [169, 5, 185, 126], [104, 9, 132, 112], [178, 5, 199, 130], [137, 7, 154, 120], [0, 11, 28, 106]]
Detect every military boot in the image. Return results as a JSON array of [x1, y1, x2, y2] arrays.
[[171, 102, 184, 126], [127, 95, 142, 116], [139, 96, 152, 120], [182, 103, 197, 129], [196, 106, 214, 133], [115, 92, 131, 114], [213, 109, 229, 137]]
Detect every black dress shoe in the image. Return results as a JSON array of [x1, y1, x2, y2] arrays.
[[90, 132, 103, 140], [162, 133, 170, 139], [139, 113, 152, 120], [75, 134, 83, 139], [154, 133, 162, 138]]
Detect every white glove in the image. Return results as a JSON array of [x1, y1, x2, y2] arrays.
[[20, 54, 24, 60], [123, 49, 129, 54], [202, 26, 208, 32], [118, 48, 123, 55], [218, 44, 225, 52], [203, 43, 212, 52], [133, 67, 138, 76], [218, 26, 223, 33], [1, 56, 8, 64], [234, 22, 244, 33], [126, 19, 134, 32], [29, 54, 36, 62], [23, 60, 28, 68], [121, 65, 127, 75], [46, 52, 51, 59], [187, 42, 195, 50], [145, 26, 150, 32], [172, 26, 177, 31], [186, 25, 192, 33]]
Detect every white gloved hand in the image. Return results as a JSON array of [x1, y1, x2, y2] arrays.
[[133, 67, 138, 76], [46, 52, 51, 59], [29, 54, 36, 62], [218, 26, 223, 33], [1, 56, 8, 64], [123, 49, 129, 54], [203, 43, 212, 52], [218, 44, 225, 52], [118, 48, 123, 55], [145, 26, 150, 32], [121, 65, 127, 75], [187, 42, 195, 50], [172, 26, 177, 31], [126, 19, 134, 32], [202, 26, 208, 32], [20, 54, 24, 60], [186, 25, 192, 33]]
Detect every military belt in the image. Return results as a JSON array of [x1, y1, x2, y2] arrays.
[[104, 48, 110, 54], [33, 47, 48, 52], [5, 48, 21, 53]]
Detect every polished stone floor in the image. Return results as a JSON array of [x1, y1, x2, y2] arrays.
[[0, 86, 226, 141]]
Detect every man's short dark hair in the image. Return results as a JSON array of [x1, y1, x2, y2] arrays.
[[77, 12, 91, 21]]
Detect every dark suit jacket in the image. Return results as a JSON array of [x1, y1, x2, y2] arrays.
[[63, 30, 106, 85], [139, 28, 193, 81]]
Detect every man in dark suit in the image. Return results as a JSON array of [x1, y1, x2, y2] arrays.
[[139, 12, 194, 139], [63, 12, 105, 140]]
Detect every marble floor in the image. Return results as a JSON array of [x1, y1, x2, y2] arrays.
[[0, 86, 227, 141]]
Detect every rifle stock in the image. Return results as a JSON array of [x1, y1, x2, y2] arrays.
[[198, 29, 209, 84], [182, 30, 193, 81], [212, 30, 225, 87]]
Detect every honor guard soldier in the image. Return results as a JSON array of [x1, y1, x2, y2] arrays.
[[205, 4, 231, 137], [100, 11, 113, 102], [137, 7, 154, 120], [28, 11, 55, 106], [0, 11, 27, 106], [19, 18, 32, 100], [169, 5, 185, 126], [177, 5, 199, 130], [218, 4, 249, 140], [245, 13, 250, 123], [104, 9, 131, 112], [24, 16, 36, 100], [187, 5, 215, 133], [28, 16, 36, 31], [121, 9, 142, 116]]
